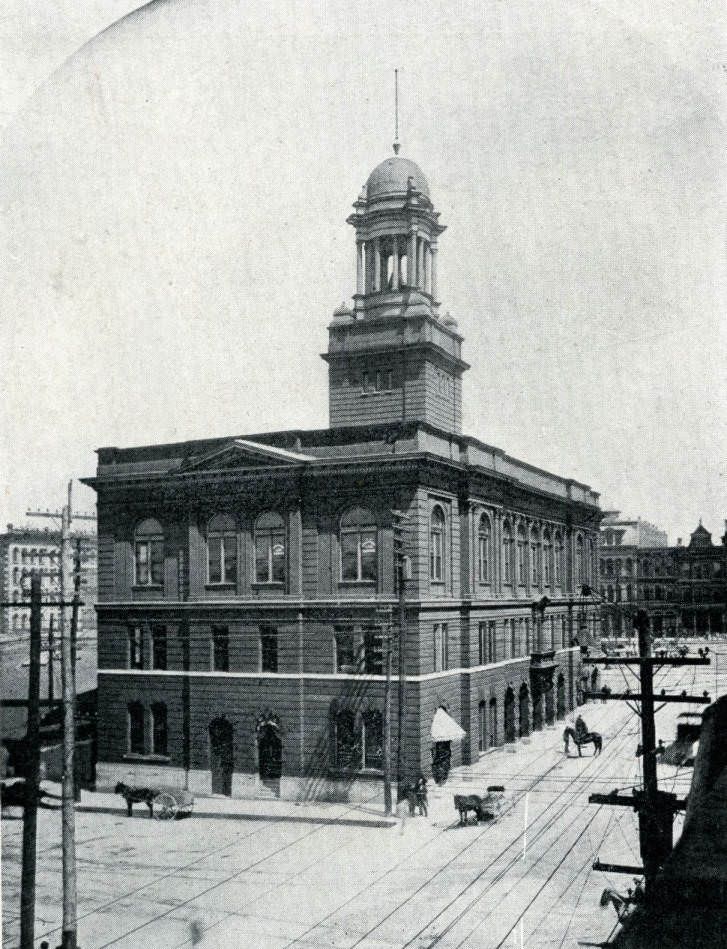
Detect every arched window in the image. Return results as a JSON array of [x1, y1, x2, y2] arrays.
[[554, 532, 563, 588], [488, 697, 498, 747], [333, 708, 357, 770], [478, 513, 491, 583], [607, 585, 614, 602], [128, 702, 145, 755], [642, 560, 651, 577], [12, 614, 19, 631], [625, 558, 633, 576], [151, 702, 168, 756], [530, 526, 541, 586], [430, 506, 445, 583], [516, 524, 527, 586], [361, 709, 383, 770], [626, 584, 633, 601], [502, 521, 513, 585], [12, 548, 18, 563], [588, 538, 595, 582], [255, 512, 285, 584], [478, 701, 487, 753], [340, 507, 377, 582], [543, 530, 553, 587], [134, 519, 164, 587], [575, 535, 584, 589], [644, 586, 652, 601], [208, 514, 237, 585]]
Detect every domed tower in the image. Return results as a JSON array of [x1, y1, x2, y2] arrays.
[[322, 151, 469, 433]]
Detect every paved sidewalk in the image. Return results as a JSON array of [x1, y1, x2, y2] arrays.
[[73, 785, 399, 828]]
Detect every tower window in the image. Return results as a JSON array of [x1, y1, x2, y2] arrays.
[[430, 506, 446, 582]]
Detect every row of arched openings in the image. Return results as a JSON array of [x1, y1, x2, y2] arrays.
[[133, 507, 381, 588], [477, 676, 567, 753]]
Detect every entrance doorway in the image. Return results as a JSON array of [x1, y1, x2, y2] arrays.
[[258, 723, 283, 782], [209, 717, 234, 796], [557, 674, 566, 719], [544, 685, 555, 726], [518, 684, 530, 737], [504, 688, 516, 743]]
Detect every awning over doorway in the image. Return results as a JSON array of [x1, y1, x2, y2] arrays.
[[431, 707, 466, 743]]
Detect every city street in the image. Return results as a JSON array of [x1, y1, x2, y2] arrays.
[[3, 651, 723, 949]]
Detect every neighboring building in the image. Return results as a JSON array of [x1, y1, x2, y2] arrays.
[[600, 517, 727, 636], [601, 513, 668, 550], [83, 149, 601, 802], [0, 523, 98, 642]]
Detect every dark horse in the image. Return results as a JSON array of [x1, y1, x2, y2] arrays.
[[563, 727, 602, 756], [115, 781, 156, 817]]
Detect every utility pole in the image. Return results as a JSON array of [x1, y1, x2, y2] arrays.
[[392, 510, 410, 798], [587, 608, 711, 892], [60, 484, 78, 949], [48, 613, 55, 705], [382, 618, 393, 815], [70, 538, 82, 801], [20, 570, 42, 949]]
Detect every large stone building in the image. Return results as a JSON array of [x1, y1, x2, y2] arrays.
[[0, 523, 97, 642], [600, 516, 727, 636], [84, 149, 601, 802]]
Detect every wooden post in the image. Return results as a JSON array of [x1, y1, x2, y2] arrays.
[[383, 625, 393, 815], [20, 570, 42, 949], [635, 609, 661, 891], [47, 613, 55, 705], [70, 538, 82, 802], [60, 486, 78, 949]]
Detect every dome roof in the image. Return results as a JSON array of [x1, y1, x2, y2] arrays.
[[366, 156, 430, 200]]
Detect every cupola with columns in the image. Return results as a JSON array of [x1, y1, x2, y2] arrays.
[[322, 147, 469, 434]]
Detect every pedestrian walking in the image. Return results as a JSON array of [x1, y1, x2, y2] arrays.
[[396, 793, 410, 834], [414, 775, 428, 816]]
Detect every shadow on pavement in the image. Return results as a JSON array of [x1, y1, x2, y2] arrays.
[[75, 805, 396, 829]]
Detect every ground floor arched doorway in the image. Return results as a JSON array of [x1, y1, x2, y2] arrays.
[[209, 716, 234, 796], [557, 674, 566, 719], [488, 697, 498, 748], [258, 722, 283, 782], [518, 685, 530, 738], [504, 688, 516, 743], [544, 685, 555, 726]]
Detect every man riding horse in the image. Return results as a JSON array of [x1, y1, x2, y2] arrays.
[[563, 714, 603, 756]]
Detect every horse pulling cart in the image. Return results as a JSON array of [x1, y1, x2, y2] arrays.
[[114, 782, 195, 820]]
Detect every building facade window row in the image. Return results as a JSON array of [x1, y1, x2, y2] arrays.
[[128, 509, 597, 596]]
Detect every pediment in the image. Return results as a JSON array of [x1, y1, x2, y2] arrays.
[[181, 438, 314, 472]]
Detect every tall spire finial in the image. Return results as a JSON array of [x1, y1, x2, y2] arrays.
[[393, 69, 400, 154]]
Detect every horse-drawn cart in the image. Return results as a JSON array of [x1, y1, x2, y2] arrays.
[[153, 788, 195, 821], [454, 786, 506, 825], [114, 781, 195, 820]]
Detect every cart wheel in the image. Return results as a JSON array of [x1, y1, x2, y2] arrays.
[[154, 793, 178, 821]]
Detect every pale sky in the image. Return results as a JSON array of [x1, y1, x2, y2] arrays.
[[1, 0, 725, 543]]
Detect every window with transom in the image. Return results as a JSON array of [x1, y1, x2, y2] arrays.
[[502, 521, 513, 585], [207, 514, 237, 585], [478, 513, 491, 583], [255, 512, 285, 584], [134, 519, 164, 587], [340, 507, 377, 582], [430, 506, 445, 583]]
